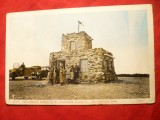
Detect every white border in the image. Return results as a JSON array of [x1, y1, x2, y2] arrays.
[[6, 4, 155, 105]]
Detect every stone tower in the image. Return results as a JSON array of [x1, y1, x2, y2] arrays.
[[61, 31, 92, 52], [49, 31, 117, 82]]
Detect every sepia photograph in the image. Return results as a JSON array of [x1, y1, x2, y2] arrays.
[[6, 4, 155, 105]]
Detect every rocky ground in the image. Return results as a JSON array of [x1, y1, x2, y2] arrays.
[[9, 77, 150, 100]]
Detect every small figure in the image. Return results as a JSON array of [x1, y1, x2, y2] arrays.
[[48, 67, 54, 85], [59, 66, 66, 85], [19, 62, 25, 76], [73, 64, 80, 84], [55, 66, 60, 84], [69, 65, 74, 83]]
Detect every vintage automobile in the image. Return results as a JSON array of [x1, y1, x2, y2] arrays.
[[38, 66, 50, 79], [9, 63, 42, 80]]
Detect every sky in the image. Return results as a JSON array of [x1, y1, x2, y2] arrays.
[[7, 6, 152, 74]]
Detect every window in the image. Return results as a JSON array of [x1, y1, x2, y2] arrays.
[[80, 59, 88, 72], [70, 41, 76, 50]]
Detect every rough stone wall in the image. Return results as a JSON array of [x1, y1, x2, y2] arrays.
[[49, 48, 112, 81], [61, 31, 92, 52]]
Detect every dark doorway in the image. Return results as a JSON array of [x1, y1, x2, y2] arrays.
[[56, 59, 65, 69]]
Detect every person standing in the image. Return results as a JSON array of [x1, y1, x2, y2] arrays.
[[59, 66, 66, 85], [48, 66, 54, 85], [20, 62, 25, 75], [55, 66, 60, 84], [73, 64, 80, 84], [70, 65, 74, 83]]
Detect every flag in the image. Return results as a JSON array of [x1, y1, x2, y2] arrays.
[[78, 20, 84, 32], [78, 20, 84, 26]]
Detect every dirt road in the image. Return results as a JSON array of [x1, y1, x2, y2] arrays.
[[9, 77, 150, 100]]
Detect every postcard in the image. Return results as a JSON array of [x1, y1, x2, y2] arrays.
[[6, 4, 155, 105]]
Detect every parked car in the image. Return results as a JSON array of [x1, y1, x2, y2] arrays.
[[9, 63, 41, 80]]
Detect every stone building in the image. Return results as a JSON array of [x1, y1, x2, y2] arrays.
[[49, 31, 117, 82]]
